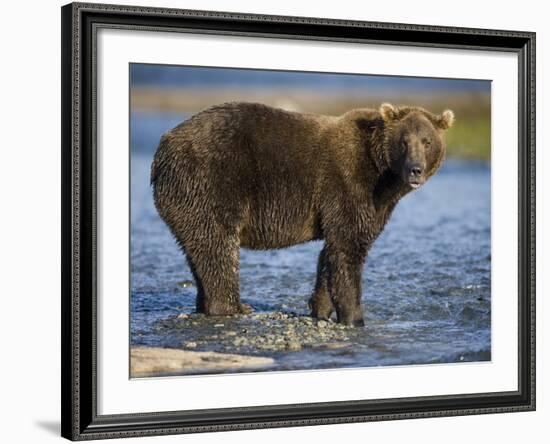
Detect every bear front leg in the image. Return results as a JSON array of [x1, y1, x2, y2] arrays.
[[325, 245, 365, 327], [309, 246, 334, 320]]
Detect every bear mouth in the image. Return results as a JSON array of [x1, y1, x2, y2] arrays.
[[408, 180, 423, 189]]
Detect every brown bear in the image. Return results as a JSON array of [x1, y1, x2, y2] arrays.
[[151, 102, 454, 326]]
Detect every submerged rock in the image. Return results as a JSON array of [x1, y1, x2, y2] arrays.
[[131, 347, 274, 377], [319, 342, 351, 350]]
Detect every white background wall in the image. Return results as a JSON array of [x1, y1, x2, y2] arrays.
[[0, 0, 545, 443]]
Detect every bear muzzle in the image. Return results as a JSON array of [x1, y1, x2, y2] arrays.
[[404, 162, 426, 189]]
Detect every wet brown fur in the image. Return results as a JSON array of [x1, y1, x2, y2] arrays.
[[151, 102, 454, 325]]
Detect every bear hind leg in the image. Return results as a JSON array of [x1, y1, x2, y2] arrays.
[[185, 237, 244, 316], [309, 246, 334, 320], [186, 256, 205, 313]]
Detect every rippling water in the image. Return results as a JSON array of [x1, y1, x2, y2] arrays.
[[130, 112, 491, 372]]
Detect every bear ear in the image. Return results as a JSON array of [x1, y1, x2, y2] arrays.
[[437, 109, 455, 130], [379, 103, 399, 122]]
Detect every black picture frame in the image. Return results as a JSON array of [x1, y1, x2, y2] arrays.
[[61, 2, 536, 440]]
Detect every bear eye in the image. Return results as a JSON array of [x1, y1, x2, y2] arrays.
[[402, 140, 409, 149], [423, 138, 432, 148]]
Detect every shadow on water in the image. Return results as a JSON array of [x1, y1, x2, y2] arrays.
[[130, 112, 491, 374]]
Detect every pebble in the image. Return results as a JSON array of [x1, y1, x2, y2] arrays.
[[322, 342, 350, 350], [286, 341, 302, 351], [184, 341, 197, 348]]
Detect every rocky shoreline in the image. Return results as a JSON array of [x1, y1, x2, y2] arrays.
[[154, 311, 358, 354], [131, 311, 363, 375]]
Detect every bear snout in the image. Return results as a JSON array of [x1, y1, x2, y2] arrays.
[[403, 162, 426, 189]]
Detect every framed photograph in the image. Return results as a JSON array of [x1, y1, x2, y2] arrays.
[[61, 2, 536, 440]]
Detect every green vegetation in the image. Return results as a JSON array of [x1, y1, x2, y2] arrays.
[[446, 117, 490, 160]]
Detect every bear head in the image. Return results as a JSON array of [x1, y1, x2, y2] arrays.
[[379, 103, 454, 190]]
